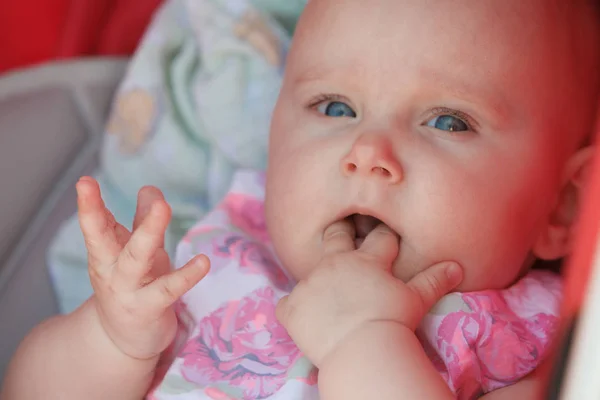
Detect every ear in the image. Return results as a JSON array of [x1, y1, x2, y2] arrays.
[[533, 146, 594, 260]]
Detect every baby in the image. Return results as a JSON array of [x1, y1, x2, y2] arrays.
[[3, 0, 600, 399]]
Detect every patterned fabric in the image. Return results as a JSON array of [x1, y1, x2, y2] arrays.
[[149, 170, 562, 400], [47, 0, 307, 314]]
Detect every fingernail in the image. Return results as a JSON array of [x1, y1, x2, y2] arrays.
[[445, 262, 463, 285], [76, 177, 93, 195], [75, 181, 85, 197], [78, 176, 93, 185], [196, 254, 210, 267]]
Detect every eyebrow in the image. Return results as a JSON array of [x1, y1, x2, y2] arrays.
[[417, 66, 513, 122], [293, 64, 366, 86]]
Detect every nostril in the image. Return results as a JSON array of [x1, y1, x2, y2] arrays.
[[345, 163, 358, 173], [372, 166, 391, 177]]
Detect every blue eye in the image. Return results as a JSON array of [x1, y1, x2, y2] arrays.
[[317, 101, 357, 118], [427, 115, 469, 132]]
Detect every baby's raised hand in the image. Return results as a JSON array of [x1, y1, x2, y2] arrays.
[[76, 177, 209, 361], [276, 220, 463, 368]]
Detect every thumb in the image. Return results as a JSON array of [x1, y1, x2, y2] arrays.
[[407, 262, 463, 312]]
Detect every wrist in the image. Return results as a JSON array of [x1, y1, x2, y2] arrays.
[[62, 297, 161, 398], [85, 297, 161, 367], [318, 320, 452, 400], [321, 319, 412, 370]]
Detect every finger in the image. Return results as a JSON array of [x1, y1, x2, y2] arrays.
[[114, 200, 172, 290], [322, 219, 355, 255], [140, 254, 210, 310], [117, 186, 166, 247], [407, 262, 463, 312], [76, 177, 123, 267], [133, 186, 166, 238], [275, 295, 290, 327], [358, 223, 399, 266], [114, 224, 132, 247], [137, 250, 171, 287]]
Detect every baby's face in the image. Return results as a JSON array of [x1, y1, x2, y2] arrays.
[[265, 0, 597, 291]]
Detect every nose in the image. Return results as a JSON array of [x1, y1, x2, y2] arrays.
[[341, 134, 402, 184]]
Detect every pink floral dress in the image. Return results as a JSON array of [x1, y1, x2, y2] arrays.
[[148, 170, 562, 400]]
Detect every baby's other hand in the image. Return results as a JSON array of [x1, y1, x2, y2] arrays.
[[276, 220, 463, 368], [76, 177, 209, 361]]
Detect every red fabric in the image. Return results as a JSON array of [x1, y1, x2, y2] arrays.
[[0, 0, 162, 74], [539, 114, 600, 397], [98, 0, 164, 55], [561, 122, 600, 319], [0, 0, 69, 73]]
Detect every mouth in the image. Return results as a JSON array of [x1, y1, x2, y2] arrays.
[[338, 210, 398, 248]]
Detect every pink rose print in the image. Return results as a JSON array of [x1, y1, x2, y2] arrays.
[[221, 194, 269, 243], [435, 292, 556, 397], [435, 309, 485, 397], [213, 234, 290, 289], [417, 331, 448, 378], [205, 387, 236, 400], [523, 313, 558, 343], [477, 320, 539, 384], [502, 271, 562, 320], [180, 287, 306, 399]]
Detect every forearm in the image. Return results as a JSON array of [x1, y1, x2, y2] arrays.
[[1, 297, 159, 400], [319, 321, 453, 400]]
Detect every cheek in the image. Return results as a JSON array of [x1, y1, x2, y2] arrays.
[[402, 152, 553, 290], [265, 135, 341, 280], [265, 166, 308, 280]]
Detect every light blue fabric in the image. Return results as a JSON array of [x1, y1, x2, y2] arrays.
[[48, 0, 307, 313]]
